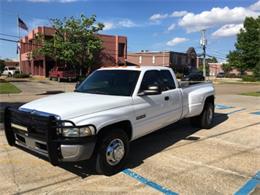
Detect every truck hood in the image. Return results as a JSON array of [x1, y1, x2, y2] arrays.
[[20, 92, 133, 119]]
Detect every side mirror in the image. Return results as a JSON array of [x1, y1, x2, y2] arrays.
[[138, 85, 161, 96]]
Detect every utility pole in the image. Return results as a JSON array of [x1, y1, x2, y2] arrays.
[[200, 29, 207, 78]]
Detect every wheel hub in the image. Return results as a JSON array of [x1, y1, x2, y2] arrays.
[[106, 139, 125, 166]]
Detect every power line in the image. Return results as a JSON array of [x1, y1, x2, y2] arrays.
[[0, 32, 20, 38], [0, 37, 18, 43], [207, 53, 227, 61], [207, 48, 228, 57]]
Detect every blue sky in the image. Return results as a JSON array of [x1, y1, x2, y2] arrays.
[[0, 0, 259, 62]]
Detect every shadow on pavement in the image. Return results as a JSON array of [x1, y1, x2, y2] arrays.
[[0, 102, 26, 123], [8, 79, 30, 83], [37, 90, 65, 95], [57, 113, 228, 177], [0, 110, 229, 178], [126, 114, 228, 169]]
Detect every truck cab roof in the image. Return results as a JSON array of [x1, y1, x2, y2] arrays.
[[100, 66, 171, 72]]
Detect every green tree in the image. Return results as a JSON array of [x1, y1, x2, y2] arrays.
[[222, 63, 233, 74], [0, 59, 5, 73], [253, 61, 260, 80], [33, 14, 104, 75], [207, 56, 218, 63], [227, 16, 260, 75]]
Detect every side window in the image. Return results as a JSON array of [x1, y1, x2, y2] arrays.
[[139, 70, 161, 92], [118, 43, 125, 57], [160, 70, 176, 91]]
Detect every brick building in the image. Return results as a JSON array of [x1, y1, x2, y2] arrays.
[[209, 62, 241, 76], [4, 61, 19, 68], [20, 26, 127, 77], [126, 47, 197, 72], [208, 63, 224, 76]]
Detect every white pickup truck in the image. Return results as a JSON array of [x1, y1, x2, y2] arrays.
[[4, 66, 215, 175], [1, 66, 19, 76]]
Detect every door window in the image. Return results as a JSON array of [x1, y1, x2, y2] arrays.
[[160, 70, 176, 91], [139, 70, 161, 92]]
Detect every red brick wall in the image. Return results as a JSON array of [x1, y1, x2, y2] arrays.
[[127, 52, 170, 66], [20, 27, 127, 76]]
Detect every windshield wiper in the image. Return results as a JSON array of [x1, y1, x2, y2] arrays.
[[83, 89, 108, 95]]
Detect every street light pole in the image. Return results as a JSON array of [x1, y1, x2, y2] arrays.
[[200, 29, 207, 78]]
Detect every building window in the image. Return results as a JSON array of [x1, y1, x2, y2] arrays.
[[152, 56, 155, 64], [139, 56, 142, 64], [118, 43, 125, 57]]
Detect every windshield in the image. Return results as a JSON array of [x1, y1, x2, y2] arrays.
[[76, 70, 140, 96], [8, 67, 16, 70]]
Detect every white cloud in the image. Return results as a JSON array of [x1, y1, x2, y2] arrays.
[[167, 23, 175, 31], [166, 37, 189, 46], [179, 6, 259, 32], [118, 19, 136, 28], [149, 13, 168, 21], [212, 23, 243, 37], [103, 19, 137, 31], [249, 0, 260, 11], [103, 22, 114, 30], [170, 11, 188, 17]]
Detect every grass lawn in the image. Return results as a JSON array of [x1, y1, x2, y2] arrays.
[[240, 91, 260, 97], [0, 79, 21, 94]]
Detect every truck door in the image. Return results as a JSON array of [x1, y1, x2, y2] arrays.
[[132, 70, 166, 138], [159, 70, 182, 125]]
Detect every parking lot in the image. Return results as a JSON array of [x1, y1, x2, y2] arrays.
[[0, 79, 259, 194]]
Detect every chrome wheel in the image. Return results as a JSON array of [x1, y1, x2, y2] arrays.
[[106, 138, 125, 166]]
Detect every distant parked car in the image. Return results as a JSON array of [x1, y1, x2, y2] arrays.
[[2, 66, 20, 77], [49, 66, 77, 82], [182, 71, 205, 81], [216, 72, 225, 78]]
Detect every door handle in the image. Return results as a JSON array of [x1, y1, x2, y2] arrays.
[[164, 96, 169, 101]]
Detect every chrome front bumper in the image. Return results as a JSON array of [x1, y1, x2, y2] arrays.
[[14, 132, 96, 162], [4, 107, 96, 164]]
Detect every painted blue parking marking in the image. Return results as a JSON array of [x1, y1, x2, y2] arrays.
[[251, 111, 260, 115], [234, 171, 260, 195], [216, 104, 234, 110], [122, 169, 178, 195], [226, 108, 246, 115]]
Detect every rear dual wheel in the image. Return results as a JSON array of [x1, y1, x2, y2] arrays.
[[191, 102, 214, 129]]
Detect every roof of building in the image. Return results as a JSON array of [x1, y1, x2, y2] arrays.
[[21, 26, 126, 39]]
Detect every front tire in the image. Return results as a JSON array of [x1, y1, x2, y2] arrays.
[[96, 129, 129, 176], [191, 102, 214, 129]]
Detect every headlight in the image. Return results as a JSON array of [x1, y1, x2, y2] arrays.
[[61, 126, 95, 137]]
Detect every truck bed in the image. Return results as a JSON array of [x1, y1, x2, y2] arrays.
[[179, 81, 215, 118]]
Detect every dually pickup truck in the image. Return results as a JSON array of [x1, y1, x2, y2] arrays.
[[4, 66, 215, 175]]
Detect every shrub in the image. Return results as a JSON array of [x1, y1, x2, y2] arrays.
[[175, 72, 183, 79], [253, 62, 260, 80], [13, 72, 30, 78], [242, 75, 257, 82], [225, 73, 239, 78], [77, 76, 87, 82]]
